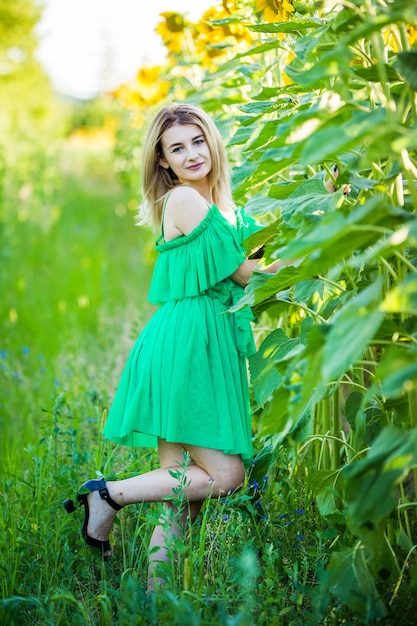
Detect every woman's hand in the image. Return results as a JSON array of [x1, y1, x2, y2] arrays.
[[325, 165, 351, 195], [230, 259, 288, 287]]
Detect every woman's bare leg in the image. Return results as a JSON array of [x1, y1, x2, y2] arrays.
[[147, 440, 203, 591], [85, 441, 245, 560]]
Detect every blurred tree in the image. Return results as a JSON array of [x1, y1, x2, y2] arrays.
[[0, 0, 57, 137], [0, 0, 70, 225]]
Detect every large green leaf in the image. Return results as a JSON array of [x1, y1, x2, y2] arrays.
[[370, 346, 417, 399], [247, 443, 275, 485], [285, 46, 353, 87], [230, 265, 303, 311], [228, 124, 256, 147], [242, 195, 282, 217], [352, 63, 403, 84], [268, 181, 301, 199], [343, 427, 417, 547], [293, 279, 326, 305], [323, 547, 387, 619], [257, 385, 291, 439], [315, 485, 345, 525], [275, 195, 396, 280], [300, 109, 387, 165], [249, 328, 301, 406], [238, 101, 279, 115], [232, 156, 292, 199], [242, 119, 280, 153], [395, 50, 417, 91], [322, 280, 385, 383], [276, 184, 341, 227], [246, 19, 325, 33], [381, 274, 417, 315], [289, 323, 328, 423], [241, 219, 281, 256]]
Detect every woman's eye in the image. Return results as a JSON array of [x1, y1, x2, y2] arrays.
[[194, 139, 204, 145], [172, 146, 183, 153]]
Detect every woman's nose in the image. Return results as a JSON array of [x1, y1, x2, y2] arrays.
[[186, 146, 198, 160]]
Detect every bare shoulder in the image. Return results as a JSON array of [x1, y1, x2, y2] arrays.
[[164, 186, 210, 236], [165, 185, 208, 210]]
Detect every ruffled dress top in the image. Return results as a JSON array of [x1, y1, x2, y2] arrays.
[[103, 204, 262, 465]]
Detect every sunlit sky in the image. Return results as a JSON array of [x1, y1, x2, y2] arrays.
[[36, 0, 214, 99]]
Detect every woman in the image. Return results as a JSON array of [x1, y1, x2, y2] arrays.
[[64, 103, 279, 591]]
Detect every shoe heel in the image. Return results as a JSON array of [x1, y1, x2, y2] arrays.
[[63, 498, 77, 513]]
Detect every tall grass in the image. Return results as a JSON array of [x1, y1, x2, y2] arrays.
[[0, 139, 297, 625], [0, 139, 321, 625], [1, 136, 415, 625]]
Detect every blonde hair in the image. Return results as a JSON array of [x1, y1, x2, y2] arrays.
[[138, 103, 233, 230]]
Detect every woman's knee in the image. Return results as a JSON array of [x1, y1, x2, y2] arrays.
[[184, 445, 245, 496], [211, 458, 245, 496]]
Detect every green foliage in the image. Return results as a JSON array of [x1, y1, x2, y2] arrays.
[[190, 0, 417, 620], [2, 0, 417, 623], [0, 0, 58, 131]]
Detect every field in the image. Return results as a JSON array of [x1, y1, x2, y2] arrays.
[[2, 0, 417, 623], [0, 141, 323, 625]]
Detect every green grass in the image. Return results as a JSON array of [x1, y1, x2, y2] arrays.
[[0, 141, 324, 626], [0, 139, 154, 453], [1, 141, 416, 625]]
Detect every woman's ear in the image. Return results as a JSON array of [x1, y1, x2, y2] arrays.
[[159, 156, 169, 169]]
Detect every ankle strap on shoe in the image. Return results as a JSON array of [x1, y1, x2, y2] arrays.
[[97, 478, 123, 511]]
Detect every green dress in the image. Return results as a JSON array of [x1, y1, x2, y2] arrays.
[[103, 204, 261, 465]]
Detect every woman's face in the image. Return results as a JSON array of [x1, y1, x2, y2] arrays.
[[159, 123, 212, 185]]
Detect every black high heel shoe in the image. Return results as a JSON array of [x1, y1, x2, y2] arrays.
[[63, 478, 122, 559]]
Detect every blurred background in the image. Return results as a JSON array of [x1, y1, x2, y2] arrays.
[[0, 0, 238, 446]]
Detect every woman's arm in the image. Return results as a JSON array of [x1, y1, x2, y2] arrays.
[[231, 165, 350, 288], [230, 259, 283, 287]]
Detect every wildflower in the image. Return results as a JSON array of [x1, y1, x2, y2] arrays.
[[295, 533, 305, 541], [251, 478, 260, 492], [295, 509, 305, 515], [22, 347, 30, 355], [0, 350, 8, 358], [223, 515, 230, 522]]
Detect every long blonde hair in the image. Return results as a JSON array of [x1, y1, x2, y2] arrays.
[[139, 103, 233, 230]]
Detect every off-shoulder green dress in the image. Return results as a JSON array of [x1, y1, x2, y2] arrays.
[[103, 204, 261, 465]]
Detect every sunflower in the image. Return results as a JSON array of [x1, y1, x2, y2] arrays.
[[383, 23, 417, 52], [156, 12, 188, 55], [113, 66, 169, 110], [194, 5, 253, 69], [255, 0, 295, 22]]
